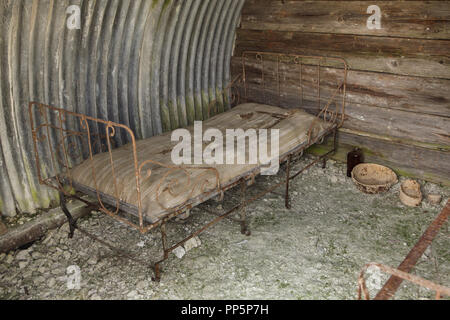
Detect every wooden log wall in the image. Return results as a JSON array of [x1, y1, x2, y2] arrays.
[[232, 0, 450, 186]]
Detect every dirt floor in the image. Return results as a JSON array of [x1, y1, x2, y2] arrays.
[[0, 156, 448, 300]]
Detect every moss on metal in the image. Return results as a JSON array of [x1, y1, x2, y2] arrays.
[[185, 97, 196, 125]]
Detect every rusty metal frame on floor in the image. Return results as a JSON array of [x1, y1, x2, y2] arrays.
[[358, 200, 450, 300]]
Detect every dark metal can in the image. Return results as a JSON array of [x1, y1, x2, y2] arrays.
[[347, 148, 364, 177]]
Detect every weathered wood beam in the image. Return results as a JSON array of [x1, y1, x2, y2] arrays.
[[232, 56, 450, 118], [242, 84, 450, 149], [0, 200, 91, 254], [235, 29, 450, 79], [233, 59, 450, 151], [307, 130, 450, 186], [241, 1, 450, 40]]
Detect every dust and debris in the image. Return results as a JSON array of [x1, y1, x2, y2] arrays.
[[0, 155, 448, 300]]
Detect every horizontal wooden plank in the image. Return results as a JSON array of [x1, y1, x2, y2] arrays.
[[231, 58, 450, 148], [308, 129, 450, 186], [341, 103, 450, 149], [242, 87, 450, 149], [241, 1, 450, 39], [231, 56, 450, 118], [237, 1, 450, 186], [235, 29, 450, 79], [238, 83, 450, 149]]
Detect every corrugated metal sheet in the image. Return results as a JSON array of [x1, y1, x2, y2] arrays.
[[0, 0, 245, 217]]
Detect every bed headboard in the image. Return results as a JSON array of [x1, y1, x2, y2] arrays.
[[240, 51, 348, 128]]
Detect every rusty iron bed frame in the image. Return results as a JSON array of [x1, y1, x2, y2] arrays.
[[29, 52, 348, 281]]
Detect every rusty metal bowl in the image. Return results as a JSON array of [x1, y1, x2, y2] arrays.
[[352, 163, 398, 194]]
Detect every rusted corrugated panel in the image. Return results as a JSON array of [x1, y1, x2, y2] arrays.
[[0, 0, 245, 217]]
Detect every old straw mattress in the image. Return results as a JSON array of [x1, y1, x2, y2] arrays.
[[66, 103, 333, 223]]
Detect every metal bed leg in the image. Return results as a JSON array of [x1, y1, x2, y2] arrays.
[[161, 223, 169, 260], [285, 155, 292, 209], [153, 264, 162, 282], [152, 200, 250, 282], [240, 179, 251, 236], [59, 191, 77, 239], [322, 128, 338, 169], [153, 222, 169, 282], [322, 158, 327, 169], [332, 128, 338, 155]]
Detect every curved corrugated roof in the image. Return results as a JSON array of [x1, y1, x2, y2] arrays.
[[0, 0, 245, 217]]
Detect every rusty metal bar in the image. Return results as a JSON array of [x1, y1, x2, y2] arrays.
[[358, 263, 450, 300], [299, 57, 304, 107], [340, 66, 348, 127], [242, 54, 248, 103], [285, 155, 292, 210], [153, 201, 243, 281], [160, 223, 169, 260], [317, 59, 321, 110], [59, 191, 156, 269], [29, 102, 143, 223], [375, 200, 450, 300], [239, 178, 250, 236], [277, 55, 281, 107], [256, 53, 266, 102], [201, 205, 243, 223], [244, 130, 338, 207], [289, 144, 336, 182]]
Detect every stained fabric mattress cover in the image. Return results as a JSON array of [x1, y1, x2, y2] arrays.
[[65, 103, 333, 223]]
